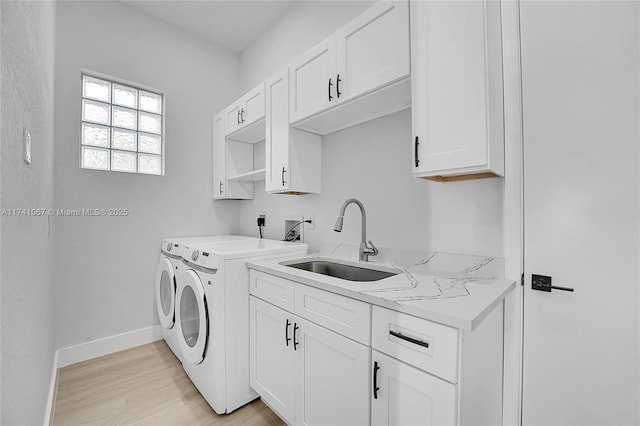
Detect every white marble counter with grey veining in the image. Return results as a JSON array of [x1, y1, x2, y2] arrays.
[[247, 242, 515, 331]]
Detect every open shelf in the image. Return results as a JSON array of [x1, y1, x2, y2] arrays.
[[227, 118, 266, 144], [228, 168, 266, 182]]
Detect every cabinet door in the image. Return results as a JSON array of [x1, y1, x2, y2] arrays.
[[294, 317, 370, 426], [225, 101, 243, 136], [243, 83, 265, 127], [250, 297, 295, 424], [411, 0, 504, 177], [371, 351, 456, 426], [289, 35, 337, 124], [336, 0, 410, 102], [212, 112, 226, 199], [265, 69, 291, 192]]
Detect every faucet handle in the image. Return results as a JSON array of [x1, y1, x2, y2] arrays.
[[367, 241, 379, 256]]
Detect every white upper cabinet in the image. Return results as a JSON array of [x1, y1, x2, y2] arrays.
[[411, 0, 504, 180], [212, 112, 227, 200], [266, 68, 321, 195], [289, 36, 337, 124], [265, 69, 291, 193], [225, 82, 266, 139], [290, 1, 411, 133], [212, 112, 255, 201], [335, 0, 410, 101]]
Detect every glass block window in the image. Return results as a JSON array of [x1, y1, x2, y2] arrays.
[[80, 74, 164, 175]]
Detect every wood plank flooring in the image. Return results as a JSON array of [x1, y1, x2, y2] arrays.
[[53, 341, 284, 426]]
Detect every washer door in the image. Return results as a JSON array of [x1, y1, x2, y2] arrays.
[[176, 270, 208, 365], [155, 257, 175, 329]]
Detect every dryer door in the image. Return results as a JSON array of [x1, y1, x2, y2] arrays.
[[176, 269, 208, 365], [155, 257, 176, 329]]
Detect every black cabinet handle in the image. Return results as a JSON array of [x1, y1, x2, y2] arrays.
[[390, 330, 430, 348], [281, 167, 286, 186], [336, 74, 341, 98], [414, 136, 420, 167], [328, 78, 333, 102], [373, 361, 380, 399], [285, 319, 291, 346], [240, 108, 245, 123], [219, 181, 223, 194], [237, 110, 240, 126], [293, 323, 299, 351]]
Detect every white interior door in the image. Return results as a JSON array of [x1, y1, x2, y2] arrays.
[[521, 2, 639, 425]]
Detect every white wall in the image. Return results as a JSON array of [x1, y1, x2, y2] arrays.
[[0, 1, 56, 423], [236, 1, 504, 256], [54, 1, 241, 349]]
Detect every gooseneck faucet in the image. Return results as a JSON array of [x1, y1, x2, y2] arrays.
[[334, 198, 379, 262]]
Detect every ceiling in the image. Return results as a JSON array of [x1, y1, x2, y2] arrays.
[[120, 1, 295, 52]]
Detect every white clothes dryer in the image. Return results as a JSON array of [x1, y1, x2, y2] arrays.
[[155, 235, 252, 363], [175, 238, 307, 414]]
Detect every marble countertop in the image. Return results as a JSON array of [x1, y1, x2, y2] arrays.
[[247, 242, 515, 331]]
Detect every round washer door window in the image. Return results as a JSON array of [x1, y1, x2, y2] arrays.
[[154, 257, 175, 329], [176, 269, 208, 364]]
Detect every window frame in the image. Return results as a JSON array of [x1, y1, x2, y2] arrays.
[[79, 70, 166, 176]]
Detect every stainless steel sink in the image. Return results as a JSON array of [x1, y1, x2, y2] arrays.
[[282, 258, 399, 282]]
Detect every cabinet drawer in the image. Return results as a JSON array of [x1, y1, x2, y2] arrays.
[[294, 284, 371, 345], [250, 270, 295, 312], [372, 306, 459, 382]]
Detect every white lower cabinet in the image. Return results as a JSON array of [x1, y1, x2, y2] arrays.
[[249, 270, 504, 426], [250, 295, 369, 425], [250, 296, 296, 421], [371, 351, 456, 426], [295, 317, 370, 426]]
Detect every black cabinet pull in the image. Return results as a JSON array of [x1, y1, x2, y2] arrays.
[[389, 330, 430, 348], [281, 167, 286, 186], [285, 319, 291, 346], [414, 136, 420, 167], [373, 361, 380, 399], [219, 181, 223, 194], [336, 74, 342, 98], [240, 108, 245, 123], [293, 323, 299, 351], [328, 78, 333, 102]]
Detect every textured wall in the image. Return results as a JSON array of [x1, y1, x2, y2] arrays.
[[235, 1, 504, 256], [0, 1, 57, 424], [53, 1, 241, 349]]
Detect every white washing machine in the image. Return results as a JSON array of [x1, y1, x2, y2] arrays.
[[175, 238, 307, 414], [155, 235, 252, 363]]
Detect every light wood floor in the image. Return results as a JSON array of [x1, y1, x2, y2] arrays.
[[53, 341, 285, 426]]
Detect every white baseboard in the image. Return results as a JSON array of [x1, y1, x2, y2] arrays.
[[58, 325, 163, 368], [43, 349, 59, 426]]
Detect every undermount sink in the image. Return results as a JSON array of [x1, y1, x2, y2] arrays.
[[281, 258, 399, 282]]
